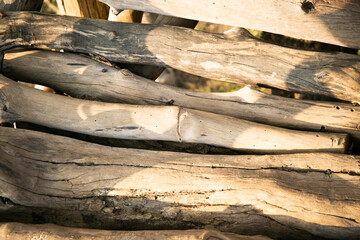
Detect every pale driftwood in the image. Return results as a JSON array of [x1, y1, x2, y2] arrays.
[[99, 0, 360, 49], [0, 75, 348, 153], [1, 12, 359, 101], [0, 127, 359, 239], [0, 0, 43, 11], [118, 12, 198, 80], [0, 223, 270, 240], [56, 0, 109, 19], [4, 50, 360, 141]]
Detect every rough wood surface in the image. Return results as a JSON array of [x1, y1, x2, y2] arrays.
[[0, 0, 43, 11], [99, 0, 360, 49], [1, 12, 359, 101], [0, 223, 271, 240], [0, 74, 348, 153], [4, 50, 360, 141], [0, 127, 359, 239], [56, 0, 109, 19]]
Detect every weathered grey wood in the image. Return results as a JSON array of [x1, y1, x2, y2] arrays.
[[0, 74, 348, 153], [0, 127, 359, 239], [117, 12, 198, 80], [0, 223, 271, 240], [0, 0, 43, 11], [99, 0, 360, 49], [1, 12, 359, 101], [4, 50, 360, 140]]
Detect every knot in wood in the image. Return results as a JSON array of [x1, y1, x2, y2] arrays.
[[301, 1, 314, 13]]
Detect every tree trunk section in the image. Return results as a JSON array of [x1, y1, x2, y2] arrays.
[[56, 0, 109, 19], [1, 12, 359, 101], [0, 74, 348, 153], [99, 0, 360, 49], [3, 50, 360, 140], [0, 127, 359, 239]]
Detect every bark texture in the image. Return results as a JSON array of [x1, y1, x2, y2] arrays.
[[0, 74, 348, 153], [0, 127, 359, 239], [99, 0, 360, 49], [1, 12, 359, 101], [3, 50, 360, 140]]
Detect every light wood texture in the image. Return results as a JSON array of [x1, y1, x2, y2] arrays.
[[99, 0, 360, 49], [0, 74, 348, 153], [4, 50, 360, 140], [1, 12, 359, 101], [0, 127, 359, 239], [56, 0, 109, 19], [108, 8, 143, 22], [0, 0, 43, 10], [0, 223, 270, 240]]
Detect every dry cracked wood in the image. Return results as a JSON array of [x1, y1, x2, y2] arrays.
[[0, 74, 348, 153], [1, 12, 360, 101], [3, 50, 360, 140], [99, 0, 360, 49], [0, 127, 359, 239], [0, 0, 43, 11], [0, 223, 271, 240]]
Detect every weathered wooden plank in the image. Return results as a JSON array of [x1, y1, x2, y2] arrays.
[[99, 0, 360, 49], [56, 0, 109, 19], [0, 74, 348, 153], [0, 127, 359, 239], [0, 223, 271, 240], [0, 0, 43, 11], [1, 12, 359, 101], [4, 50, 360, 140]]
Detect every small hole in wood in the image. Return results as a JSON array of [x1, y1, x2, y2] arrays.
[[2, 105, 7, 111], [320, 126, 326, 131], [336, 106, 340, 110], [301, 1, 314, 13], [351, 109, 355, 112]]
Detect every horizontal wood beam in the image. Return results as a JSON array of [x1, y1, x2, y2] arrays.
[[0, 74, 348, 153], [99, 0, 360, 49], [0, 223, 267, 240], [1, 12, 360, 101], [0, 127, 359, 239], [3, 50, 360, 140]]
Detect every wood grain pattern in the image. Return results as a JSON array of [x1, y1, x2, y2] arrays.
[[0, 74, 348, 153], [0, 127, 359, 239], [1, 12, 359, 101], [100, 0, 360, 49], [56, 0, 109, 19], [3, 50, 360, 140]]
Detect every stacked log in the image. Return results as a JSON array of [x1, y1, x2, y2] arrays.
[[0, 1, 360, 239]]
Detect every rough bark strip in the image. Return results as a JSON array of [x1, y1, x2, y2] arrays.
[[3, 50, 360, 140], [1, 12, 359, 101], [0, 127, 359, 239], [0, 222, 271, 240], [0, 74, 348, 153], [99, 0, 360, 49]]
